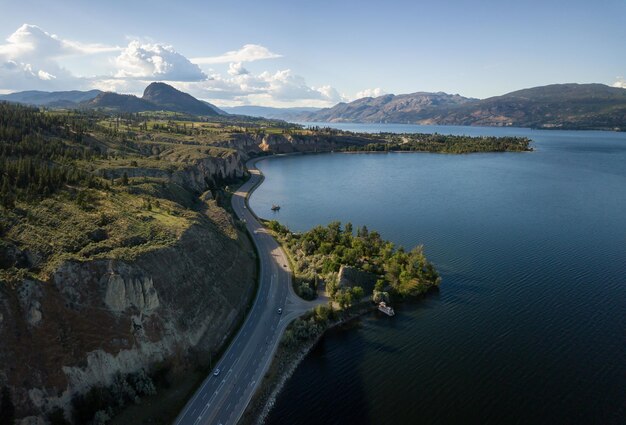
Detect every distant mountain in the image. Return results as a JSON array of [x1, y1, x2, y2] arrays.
[[142, 82, 223, 116], [301, 92, 474, 123], [82, 82, 226, 116], [0, 83, 227, 116], [82, 92, 160, 113], [300, 83, 626, 130], [427, 83, 626, 130], [202, 101, 229, 116], [0, 89, 102, 106], [222, 106, 321, 121]]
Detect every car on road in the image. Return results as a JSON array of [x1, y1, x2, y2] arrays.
[[277, 308, 282, 314], [213, 368, 220, 376]]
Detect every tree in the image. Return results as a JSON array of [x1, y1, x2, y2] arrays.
[[121, 172, 129, 186], [351, 286, 364, 302], [375, 279, 385, 292], [326, 278, 338, 298]]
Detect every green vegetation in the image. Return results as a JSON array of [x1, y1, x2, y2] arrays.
[[346, 133, 531, 153], [267, 220, 441, 304], [0, 103, 256, 284]]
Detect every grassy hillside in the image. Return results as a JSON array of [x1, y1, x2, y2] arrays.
[[0, 104, 249, 284]]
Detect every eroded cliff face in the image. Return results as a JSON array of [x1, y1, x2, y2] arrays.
[[103, 150, 246, 192], [0, 221, 255, 421]]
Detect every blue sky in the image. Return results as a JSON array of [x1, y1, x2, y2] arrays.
[[0, 0, 624, 106]]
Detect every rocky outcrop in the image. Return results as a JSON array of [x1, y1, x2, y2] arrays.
[[102, 150, 246, 193], [103, 273, 159, 314]]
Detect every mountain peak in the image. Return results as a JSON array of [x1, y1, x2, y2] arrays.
[[141, 82, 222, 116]]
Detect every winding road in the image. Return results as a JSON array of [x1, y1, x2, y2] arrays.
[[174, 159, 318, 425]]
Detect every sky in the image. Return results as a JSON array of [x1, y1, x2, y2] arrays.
[[0, 0, 625, 107]]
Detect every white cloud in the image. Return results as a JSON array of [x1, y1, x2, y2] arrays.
[[355, 87, 387, 99], [192, 44, 281, 64], [613, 77, 626, 89], [0, 24, 119, 91], [0, 24, 340, 107], [114, 41, 206, 81], [0, 24, 119, 59], [227, 62, 249, 76], [177, 68, 345, 107]]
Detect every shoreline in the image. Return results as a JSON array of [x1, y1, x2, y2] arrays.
[[240, 303, 376, 425]]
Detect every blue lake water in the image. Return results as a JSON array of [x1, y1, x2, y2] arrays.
[[250, 124, 626, 425]]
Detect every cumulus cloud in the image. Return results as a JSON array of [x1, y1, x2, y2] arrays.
[[0, 23, 341, 106], [613, 77, 626, 89], [0, 24, 119, 59], [174, 68, 345, 107], [0, 24, 119, 91], [355, 87, 387, 99], [227, 62, 249, 76], [192, 44, 281, 64], [114, 41, 206, 81]]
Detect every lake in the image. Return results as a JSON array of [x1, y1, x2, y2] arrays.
[[249, 124, 626, 425]]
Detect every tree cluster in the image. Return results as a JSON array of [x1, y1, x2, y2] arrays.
[[0, 103, 106, 207], [341, 132, 532, 153], [268, 220, 441, 303]]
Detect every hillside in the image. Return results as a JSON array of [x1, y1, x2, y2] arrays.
[[0, 83, 226, 117], [0, 89, 102, 106], [429, 83, 626, 130], [142, 82, 223, 116], [82, 92, 160, 112], [300, 83, 626, 130], [301, 92, 474, 123]]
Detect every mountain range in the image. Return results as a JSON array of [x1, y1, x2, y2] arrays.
[[0, 83, 225, 116], [221, 106, 321, 121], [1, 82, 625, 130], [298, 83, 626, 130]]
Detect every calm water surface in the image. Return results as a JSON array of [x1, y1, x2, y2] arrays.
[[250, 124, 626, 425]]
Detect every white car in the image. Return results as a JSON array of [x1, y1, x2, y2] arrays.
[[213, 368, 220, 376], [277, 308, 282, 314]]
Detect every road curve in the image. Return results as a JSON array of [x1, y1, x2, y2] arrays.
[[174, 158, 316, 425]]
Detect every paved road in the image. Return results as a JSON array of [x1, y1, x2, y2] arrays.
[[174, 159, 317, 425]]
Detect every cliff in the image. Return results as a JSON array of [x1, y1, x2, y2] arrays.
[[0, 214, 255, 421]]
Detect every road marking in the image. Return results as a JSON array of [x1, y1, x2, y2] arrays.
[[200, 403, 209, 417]]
